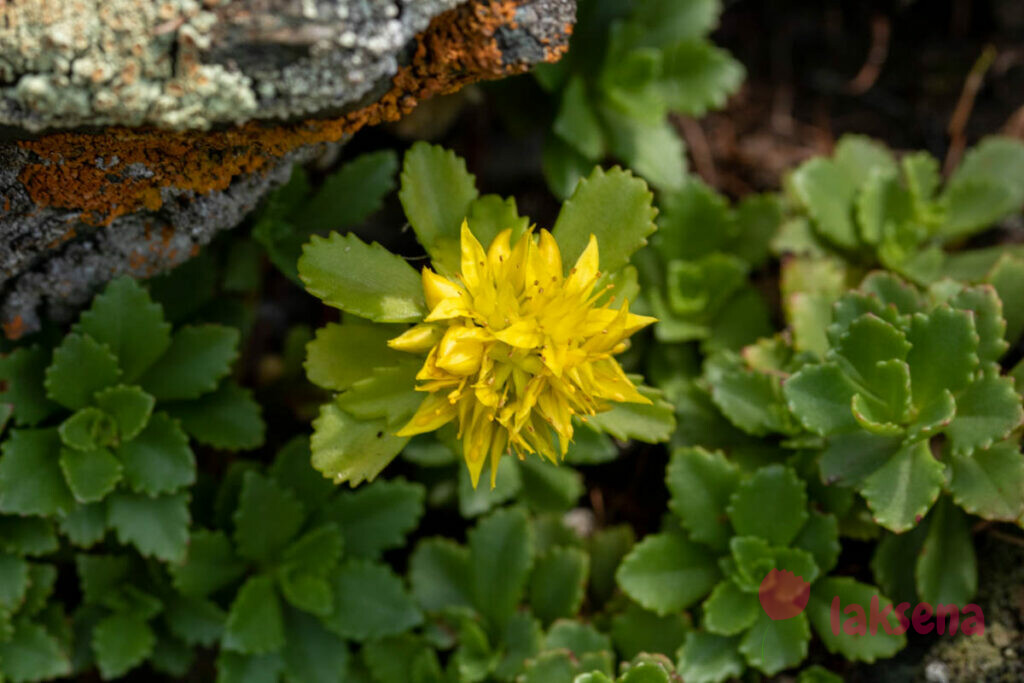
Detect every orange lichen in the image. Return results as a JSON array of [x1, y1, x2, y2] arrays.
[[16, 0, 568, 225], [2, 317, 26, 340]]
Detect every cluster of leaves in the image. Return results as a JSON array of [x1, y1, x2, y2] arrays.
[[298, 142, 675, 486], [776, 135, 1024, 284], [534, 0, 743, 197], [617, 452, 903, 681], [635, 179, 779, 352], [0, 275, 266, 681], [626, 136, 1024, 681]]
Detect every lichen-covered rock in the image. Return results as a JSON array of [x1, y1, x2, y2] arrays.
[[919, 536, 1024, 683], [0, 0, 575, 338]]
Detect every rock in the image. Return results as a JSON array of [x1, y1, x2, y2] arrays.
[[0, 0, 575, 338], [918, 535, 1024, 682]]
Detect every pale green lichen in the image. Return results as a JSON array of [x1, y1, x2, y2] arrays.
[[0, 0, 466, 132]]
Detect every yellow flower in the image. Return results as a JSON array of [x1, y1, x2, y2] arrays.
[[389, 222, 655, 488]]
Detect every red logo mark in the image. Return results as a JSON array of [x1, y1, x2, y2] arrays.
[[758, 568, 810, 620]]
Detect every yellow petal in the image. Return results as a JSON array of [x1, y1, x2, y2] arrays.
[[487, 229, 513, 275], [423, 268, 463, 309], [388, 324, 443, 353], [566, 234, 599, 296], [493, 319, 543, 349], [435, 326, 487, 376], [396, 393, 458, 436], [424, 296, 471, 322], [460, 221, 488, 292]]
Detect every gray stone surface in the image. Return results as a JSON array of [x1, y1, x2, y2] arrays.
[[0, 0, 575, 337]]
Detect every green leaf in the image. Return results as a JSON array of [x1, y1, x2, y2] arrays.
[[610, 601, 689, 660], [949, 439, 1024, 520], [0, 428, 74, 516], [138, 324, 239, 401], [793, 511, 841, 575], [656, 40, 744, 116], [93, 385, 155, 441], [518, 651, 575, 683], [905, 308, 978, 409], [166, 381, 265, 450], [362, 633, 441, 683], [310, 399, 408, 486], [74, 276, 172, 381], [797, 665, 844, 683], [44, 333, 121, 410], [334, 365, 422, 429], [465, 194, 530, 249], [915, 498, 977, 606], [0, 619, 71, 682], [517, 457, 584, 513], [59, 407, 116, 451], [294, 150, 398, 234], [545, 620, 611, 655], [783, 363, 859, 435], [0, 346, 58, 426], [215, 651, 284, 683], [281, 524, 344, 578], [705, 358, 797, 436], [322, 560, 423, 641], [739, 612, 810, 675], [945, 375, 1023, 457], [170, 529, 247, 598], [601, 107, 686, 191], [107, 491, 190, 562], [117, 411, 195, 496], [702, 578, 759, 636], [299, 232, 426, 322], [542, 134, 592, 201], [279, 608, 350, 683], [586, 385, 675, 443], [398, 142, 480, 275], [409, 538, 473, 612], [0, 517, 58, 556], [269, 436, 335, 512], [790, 158, 860, 250], [860, 440, 943, 532], [727, 465, 808, 546], [165, 595, 226, 647], [587, 525, 635, 606], [942, 136, 1024, 236], [59, 447, 122, 503], [628, 0, 719, 45], [529, 547, 588, 625], [676, 632, 744, 683], [468, 507, 533, 624], [554, 76, 605, 161], [93, 612, 155, 679], [807, 578, 906, 661], [458, 456, 521, 517], [616, 533, 720, 615], [0, 553, 29, 611], [233, 471, 305, 563], [304, 322, 406, 392], [494, 611, 543, 680], [952, 284, 1010, 363], [59, 501, 107, 547], [564, 424, 618, 465], [666, 447, 740, 552], [223, 575, 285, 655], [552, 166, 657, 275], [986, 256, 1024, 344], [318, 477, 424, 560]]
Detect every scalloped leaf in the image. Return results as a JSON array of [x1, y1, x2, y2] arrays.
[[552, 166, 657, 275], [616, 533, 720, 615], [299, 232, 426, 322], [398, 142, 480, 275]]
